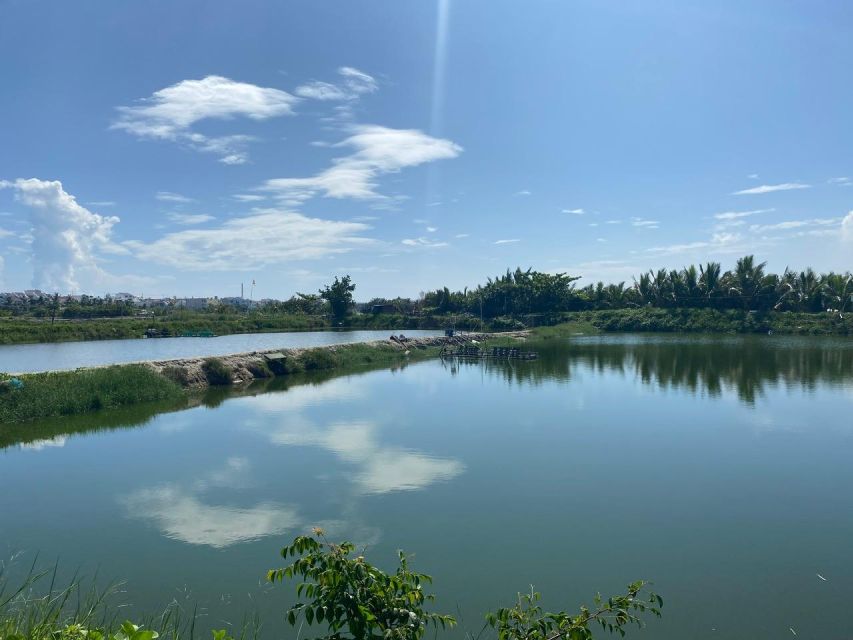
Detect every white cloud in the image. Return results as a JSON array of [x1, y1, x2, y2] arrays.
[[842, 211, 853, 242], [514, 190, 531, 196], [732, 182, 810, 195], [156, 191, 194, 203], [714, 208, 774, 220], [0, 227, 15, 239], [123, 485, 300, 548], [426, 226, 438, 233], [631, 217, 660, 228], [260, 125, 462, 203], [401, 237, 449, 248], [113, 76, 298, 163], [232, 194, 265, 202], [0, 178, 121, 291], [562, 208, 585, 215], [454, 233, 469, 238], [494, 238, 520, 244], [126, 209, 373, 270], [605, 220, 621, 224], [295, 66, 377, 101], [828, 177, 852, 187], [19, 435, 67, 451], [166, 212, 215, 226], [748, 218, 840, 233], [85, 201, 115, 207]]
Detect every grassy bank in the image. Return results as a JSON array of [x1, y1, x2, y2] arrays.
[[0, 338, 460, 424], [528, 308, 853, 337], [0, 313, 328, 345], [0, 366, 186, 424]]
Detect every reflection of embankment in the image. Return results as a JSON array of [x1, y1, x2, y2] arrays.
[[0, 357, 419, 451], [450, 337, 853, 404]]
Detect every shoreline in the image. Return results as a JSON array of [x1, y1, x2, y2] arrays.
[[1, 308, 850, 348], [0, 332, 527, 424]]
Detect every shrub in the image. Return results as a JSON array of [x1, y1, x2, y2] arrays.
[[246, 360, 273, 378], [300, 348, 338, 371], [160, 365, 190, 386], [202, 358, 233, 386]]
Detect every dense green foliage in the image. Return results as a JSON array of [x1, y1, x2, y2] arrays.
[[268, 531, 661, 640], [487, 584, 661, 640], [1, 534, 661, 640], [1, 257, 850, 345], [319, 275, 357, 321], [419, 257, 852, 317], [268, 532, 455, 640], [0, 366, 184, 423]]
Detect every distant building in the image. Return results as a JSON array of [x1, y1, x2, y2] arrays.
[[178, 297, 214, 311]]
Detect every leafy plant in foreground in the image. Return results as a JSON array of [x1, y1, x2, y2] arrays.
[[267, 530, 455, 640], [486, 583, 662, 640], [268, 532, 661, 640]]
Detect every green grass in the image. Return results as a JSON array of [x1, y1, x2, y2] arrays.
[[0, 366, 185, 423], [529, 309, 853, 337], [0, 340, 454, 424]]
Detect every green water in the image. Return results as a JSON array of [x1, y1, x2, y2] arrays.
[[2, 334, 852, 638]]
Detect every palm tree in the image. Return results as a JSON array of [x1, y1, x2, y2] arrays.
[[728, 255, 770, 311], [699, 262, 722, 308], [822, 272, 853, 312]]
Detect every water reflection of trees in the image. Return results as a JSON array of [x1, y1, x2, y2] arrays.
[[448, 338, 853, 404]]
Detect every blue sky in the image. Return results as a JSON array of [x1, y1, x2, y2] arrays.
[[1, 0, 851, 299]]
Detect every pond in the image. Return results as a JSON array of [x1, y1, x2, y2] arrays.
[[1, 334, 852, 639], [0, 329, 443, 373]]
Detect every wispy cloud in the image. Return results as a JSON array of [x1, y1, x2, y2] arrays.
[[156, 191, 194, 203], [166, 212, 215, 226], [126, 209, 374, 270], [295, 66, 377, 101], [85, 201, 115, 207], [494, 238, 520, 244], [828, 176, 852, 187], [562, 208, 584, 215], [454, 233, 469, 238], [113, 76, 298, 164], [260, 125, 462, 204], [732, 182, 810, 195], [631, 217, 659, 228], [514, 190, 531, 196], [748, 217, 840, 233], [713, 208, 774, 220], [401, 237, 449, 248], [842, 211, 853, 242], [232, 194, 266, 202]]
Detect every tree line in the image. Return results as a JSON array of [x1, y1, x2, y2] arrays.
[[413, 256, 851, 318]]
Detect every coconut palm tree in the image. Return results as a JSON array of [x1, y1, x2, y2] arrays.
[[728, 255, 771, 311], [822, 272, 853, 312], [699, 262, 722, 308]]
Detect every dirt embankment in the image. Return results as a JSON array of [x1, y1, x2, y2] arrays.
[[143, 332, 528, 388]]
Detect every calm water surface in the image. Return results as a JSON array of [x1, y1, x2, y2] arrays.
[[0, 329, 442, 373], [2, 334, 852, 639]]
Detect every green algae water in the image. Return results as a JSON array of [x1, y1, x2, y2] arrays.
[[1, 334, 852, 639]]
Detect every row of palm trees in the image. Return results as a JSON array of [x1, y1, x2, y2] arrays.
[[583, 256, 852, 313], [417, 256, 851, 317]]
